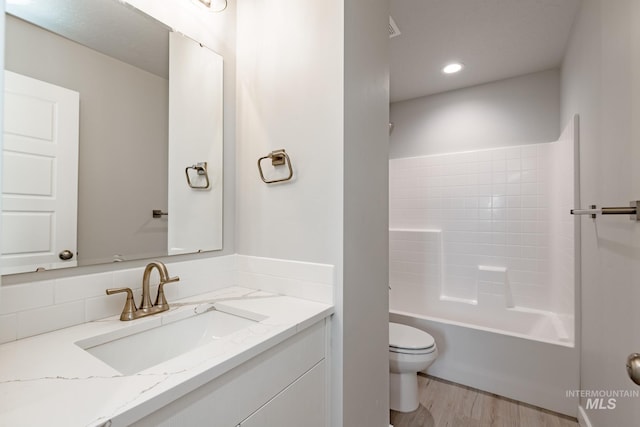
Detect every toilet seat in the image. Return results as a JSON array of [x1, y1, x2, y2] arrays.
[[389, 346, 436, 355], [389, 322, 436, 354]]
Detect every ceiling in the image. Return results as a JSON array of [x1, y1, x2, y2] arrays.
[[390, 0, 581, 103], [6, 0, 170, 79]]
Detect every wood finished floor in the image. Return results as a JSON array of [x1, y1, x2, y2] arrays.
[[390, 375, 578, 427]]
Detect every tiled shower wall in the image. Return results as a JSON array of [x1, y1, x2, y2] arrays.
[[390, 123, 576, 312]]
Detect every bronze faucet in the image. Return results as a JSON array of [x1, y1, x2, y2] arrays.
[[106, 261, 180, 321]]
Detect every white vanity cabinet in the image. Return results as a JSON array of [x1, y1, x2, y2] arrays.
[[131, 319, 328, 427], [238, 360, 325, 427]]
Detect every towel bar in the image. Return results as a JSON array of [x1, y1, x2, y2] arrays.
[[570, 201, 640, 220]]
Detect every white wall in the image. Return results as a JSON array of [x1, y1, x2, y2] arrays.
[[561, 0, 640, 426], [235, 0, 342, 265], [390, 69, 561, 159], [235, 0, 389, 425], [235, 0, 345, 423]]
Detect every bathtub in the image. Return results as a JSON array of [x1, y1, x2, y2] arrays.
[[391, 288, 573, 346], [390, 290, 579, 417]]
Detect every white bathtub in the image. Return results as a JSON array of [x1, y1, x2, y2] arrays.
[[390, 291, 579, 417], [390, 288, 573, 347]]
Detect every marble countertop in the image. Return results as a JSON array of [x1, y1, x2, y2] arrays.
[[0, 287, 333, 426]]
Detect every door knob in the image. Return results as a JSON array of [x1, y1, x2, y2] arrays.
[[59, 250, 74, 261], [626, 353, 640, 385]]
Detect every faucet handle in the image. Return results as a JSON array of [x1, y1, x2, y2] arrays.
[[154, 276, 180, 310], [106, 287, 137, 321], [164, 275, 180, 284]]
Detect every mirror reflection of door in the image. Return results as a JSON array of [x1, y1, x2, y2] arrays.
[[4, 7, 170, 269], [1, 70, 79, 274]]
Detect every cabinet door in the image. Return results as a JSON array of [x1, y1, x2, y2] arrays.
[[241, 360, 326, 427]]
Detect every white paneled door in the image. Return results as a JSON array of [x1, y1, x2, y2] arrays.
[[2, 71, 79, 274]]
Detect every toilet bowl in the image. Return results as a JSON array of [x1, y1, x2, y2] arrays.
[[389, 322, 438, 413]]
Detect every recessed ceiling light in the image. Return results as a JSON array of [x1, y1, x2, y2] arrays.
[[442, 63, 464, 74]]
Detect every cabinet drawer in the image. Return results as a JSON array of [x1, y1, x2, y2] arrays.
[[240, 360, 326, 427]]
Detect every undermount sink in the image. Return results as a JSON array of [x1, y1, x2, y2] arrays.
[[76, 309, 260, 375]]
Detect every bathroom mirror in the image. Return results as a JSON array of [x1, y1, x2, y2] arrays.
[[1, 0, 224, 274]]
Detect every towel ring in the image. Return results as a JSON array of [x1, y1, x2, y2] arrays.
[[185, 162, 210, 189], [258, 149, 294, 184]]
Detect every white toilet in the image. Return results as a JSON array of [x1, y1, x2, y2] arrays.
[[389, 322, 438, 412]]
